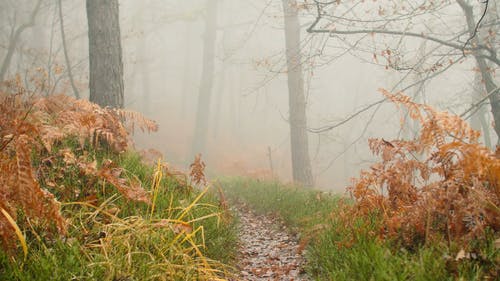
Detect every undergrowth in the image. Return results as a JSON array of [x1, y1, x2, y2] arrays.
[[221, 89, 499, 280], [221, 177, 499, 280], [219, 178, 338, 231], [0, 77, 237, 280]]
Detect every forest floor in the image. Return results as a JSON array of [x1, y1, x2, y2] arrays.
[[231, 202, 310, 281]]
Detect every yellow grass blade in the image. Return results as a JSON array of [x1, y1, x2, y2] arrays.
[[1, 207, 28, 261], [177, 186, 209, 221], [150, 158, 163, 219]]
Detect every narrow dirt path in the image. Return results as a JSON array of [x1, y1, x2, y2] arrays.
[[231, 203, 310, 281]]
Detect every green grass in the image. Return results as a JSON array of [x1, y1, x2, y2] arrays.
[[1, 143, 237, 281], [219, 177, 339, 230], [220, 177, 499, 281]]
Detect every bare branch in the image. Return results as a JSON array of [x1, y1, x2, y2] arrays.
[[456, 0, 491, 57], [307, 26, 499, 66], [460, 86, 500, 119], [306, 0, 500, 67]]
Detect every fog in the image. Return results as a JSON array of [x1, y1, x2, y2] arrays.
[[2, 0, 498, 191]]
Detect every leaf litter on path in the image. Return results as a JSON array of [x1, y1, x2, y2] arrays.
[[231, 203, 310, 281]]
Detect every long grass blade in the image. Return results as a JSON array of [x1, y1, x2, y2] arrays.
[[150, 158, 163, 219], [1, 207, 28, 261]]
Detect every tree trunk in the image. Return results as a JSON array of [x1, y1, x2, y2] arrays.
[[282, 0, 314, 187], [86, 0, 124, 108], [59, 0, 80, 99], [0, 0, 42, 81], [457, 0, 500, 144], [181, 23, 193, 118], [471, 70, 493, 149], [191, 0, 218, 158], [213, 31, 228, 139], [136, 34, 151, 114]]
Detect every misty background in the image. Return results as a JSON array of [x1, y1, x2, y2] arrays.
[[2, 0, 498, 191]]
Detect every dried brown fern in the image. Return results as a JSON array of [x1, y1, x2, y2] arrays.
[[190, 154, 207, 187], [0, 88, 67, 252], [97, 160, 151, 204], [15, 135, 67, 235], [116, 109, 159, 134], [0, 77, 156, 253], [348, 89, 500, 248]]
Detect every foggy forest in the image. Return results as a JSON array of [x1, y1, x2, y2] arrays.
[[0, 0, 499, 280]]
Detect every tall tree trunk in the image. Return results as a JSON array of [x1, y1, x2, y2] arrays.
[[282, 0, 314, 187], [212, 63, 226, 138], [86, 0, 124, 108], [457, 0, 500, 144], [192, 0, 218, 158], [213, 30, 228, 139]]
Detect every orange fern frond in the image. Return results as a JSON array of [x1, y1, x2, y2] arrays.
[[0, 77, 158, 253], [190, 154, 207, 186], [15, 135, 67, 235], [115, 109, 159, 134], [347, 89, 500, 248]]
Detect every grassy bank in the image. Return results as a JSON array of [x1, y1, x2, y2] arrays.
[[220, 177, 499, 280], [0, 88, 238, 280], [0, 144, 237, 281]]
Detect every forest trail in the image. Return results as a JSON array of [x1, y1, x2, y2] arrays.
[[231, 203, 310, 281]]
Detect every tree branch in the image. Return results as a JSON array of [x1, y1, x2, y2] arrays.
[[458, 0, 490, 56], [307, 26, 499, 66], [306, 0, 499, 67], [460, 86, 500, 119]]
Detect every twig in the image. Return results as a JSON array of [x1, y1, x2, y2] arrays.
[[460, 86, 499, 119], [460, 0, 489, 56]]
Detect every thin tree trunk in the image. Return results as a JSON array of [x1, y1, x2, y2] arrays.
[[0, 0, 42, 81], [58, 0, 80, 99], [86, 0, 124, 108], [229, 68, 238, 135], [192, 0, 218, 158], [213, 57, 227, 138], [471, 70, 493, 148], [282, 0, 314, 187], [140, 58, 151, 114], [457, 0, 500, 144], [181, 23, 193, 118]]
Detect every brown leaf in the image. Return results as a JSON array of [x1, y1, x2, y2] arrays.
[[153, 220, 192, 234]]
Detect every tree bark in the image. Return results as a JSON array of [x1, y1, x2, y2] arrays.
[[86, 0, 124, 108], [457, 0, 500, 144], [192, 0, 218, 158], [282, 0, 314, 187]]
